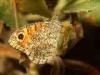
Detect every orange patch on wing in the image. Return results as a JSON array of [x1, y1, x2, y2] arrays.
[[28, 25, 36, 35], [27, 22, 47, 36], [20, 22, 48, 48], [20, 28, 29, 48], [21, 38, 28, 48]]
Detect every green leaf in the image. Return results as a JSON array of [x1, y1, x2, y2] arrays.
[[54, 0, 78, 15], [87, 8, 100, 26], [64, 0, 100, 13], [0, 0, 15, 27], [0, 0, 29, 27], [16, 0, 51, 18]]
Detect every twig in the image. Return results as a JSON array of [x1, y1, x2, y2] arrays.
[[63, 59, 100, 75]]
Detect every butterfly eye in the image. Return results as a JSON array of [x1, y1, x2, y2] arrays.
[[18, 33, 24, 40]]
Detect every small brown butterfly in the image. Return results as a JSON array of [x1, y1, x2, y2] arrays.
[[8, 17, 83, 64]]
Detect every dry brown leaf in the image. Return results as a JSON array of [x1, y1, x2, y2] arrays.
[[0, 43, 20, 60]]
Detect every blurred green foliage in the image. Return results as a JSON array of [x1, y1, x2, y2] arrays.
[[0, 0, 100, 27], [64, 0, 100, 13], [16, 0, 51, 17], [87, 8, 100, 25], [0, 0, 15, 27]]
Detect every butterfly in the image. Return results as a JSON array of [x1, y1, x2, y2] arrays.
[[8, 16, 83, 64], [8, 0, 84, 65]]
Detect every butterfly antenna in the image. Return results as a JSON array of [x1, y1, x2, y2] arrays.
[[13, 0, 19, 29]]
